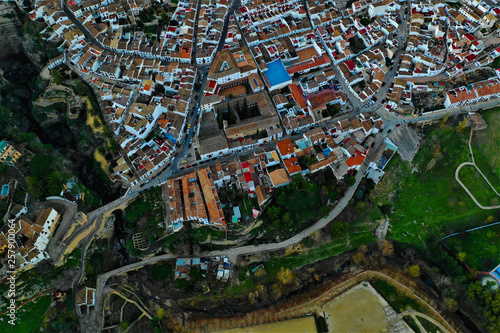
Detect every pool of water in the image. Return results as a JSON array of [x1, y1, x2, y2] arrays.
[[264, 59, 291, 87]]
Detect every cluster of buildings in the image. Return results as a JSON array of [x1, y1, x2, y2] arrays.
[[0, 141, 22, 165], [0, 207, 61, 270], [166, 111, 385, 231], [175, 256, 231, 282]]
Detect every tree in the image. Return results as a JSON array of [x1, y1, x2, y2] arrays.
[[331, 221, 348, 237], [407, 264, 420, 277], [51, 69, 63, 85], [441, 112, 450, 125], [0, 164, 8, 174], [353, 252, 367, 265], [379, 240, 394, 256], [457, 251, 467, 262], [347, 175, 356, 186], [93, 118, 101, 128], [119, 321, 129, 331], [157, 308, 165, 320], [268, 206, 280, 220], [282, 212, 293, 226], [243, 98, 248, 116], [277, 267, 294, 286], [228, 106, 237, 124], [457, 118, 468, 132], [217, 111, 223, 129]]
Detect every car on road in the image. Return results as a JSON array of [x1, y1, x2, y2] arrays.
[[195, 95, 198, 100], [186, 165, 191, 168], [188, 143, 192, 149], [140, 183, 145, 188], [188, 124, 191, 129], [388, 129, 392, 133], [396, 123, 401, 127], [194, 120, 198, 125], [152, 175, 156, 179], [182, 139, 186, 144], [174, 152, 179, 157]]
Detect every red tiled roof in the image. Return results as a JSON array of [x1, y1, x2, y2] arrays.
[[289, 84, 307, 109], [276, 138, 294, 156]]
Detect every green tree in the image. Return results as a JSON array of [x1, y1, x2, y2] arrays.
[[347, 175, 356, 186], [441, 112, 450, 125], [268, 206, 280, 220], [457, 118, 468, 132], [228, 106, 237, 124], [51, 69, 64, 85], [331, 221, 348, 237], [0, 164, 8, 174], [282, 212, 293, 226], [27, 176, 44, 199], [457, 251, 467, 262], [407, 264, 420, 277], [93, 118, 101, 128], [217, 110, 223, 129], [30, 154, 53, 179]]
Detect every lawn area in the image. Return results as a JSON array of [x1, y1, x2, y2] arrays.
[[263, 226, 375, 279], [370, 278, 429, 315], [444, 223, 500, 271], [458, 164, 499, 207], [374, 124, 496, 249], [0, 295, 51, 333], [471, 108, 500, 193]]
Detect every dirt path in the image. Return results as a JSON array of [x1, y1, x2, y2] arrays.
[[402, 310, 451, 333], [455, 128, 500, 210]]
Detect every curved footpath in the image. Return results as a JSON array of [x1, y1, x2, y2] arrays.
[[455, 128, 500, 210]]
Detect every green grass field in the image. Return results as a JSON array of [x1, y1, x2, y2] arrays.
[[471, 109, 500, 193], [444, 223, 500, 271], [0, 295, 51, 333], [458, 165, 499, 207], [375, 113, 500, 249]]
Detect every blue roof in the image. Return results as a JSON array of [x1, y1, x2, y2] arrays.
[[264, 60, 291, 87], [1, 184, 9, 196], [0, 141, 7, 152], [323, 148, 332, 157], [164, 133, 176, 143], [176, 259, 186, 266], [233, 206, 241, 218]]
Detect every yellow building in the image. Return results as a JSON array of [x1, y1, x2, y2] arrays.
[[0, 141, 22, 164]]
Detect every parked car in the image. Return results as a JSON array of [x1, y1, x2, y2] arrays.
[[396, 123, 401, 127]]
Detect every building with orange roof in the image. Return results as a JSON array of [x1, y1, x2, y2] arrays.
[[283, 156, 302, 176], [276, 138, 295, 160], [269, 168, 290, 188], [197, 169, 225, 227], [289, 84, 307, 110], [345, 149, 367, 170]]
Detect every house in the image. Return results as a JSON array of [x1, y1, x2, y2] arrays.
[[75, 287, 96, 307], [0, 141, 22, 164], [276, 139, 295, 160], [269, 168, 290, 188]]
